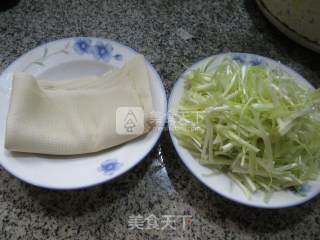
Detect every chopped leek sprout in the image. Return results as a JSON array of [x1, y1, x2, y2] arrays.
[[173, 57, 320, 201]]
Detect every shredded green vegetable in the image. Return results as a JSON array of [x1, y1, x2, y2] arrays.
[[173, 56, 320, 201]]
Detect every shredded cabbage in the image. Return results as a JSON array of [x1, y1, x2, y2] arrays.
[[173, 56, 320, 201]]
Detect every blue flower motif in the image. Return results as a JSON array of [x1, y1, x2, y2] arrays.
[[300, 183, 311, 193], [98, 159, 122, 175], [74, 38, 92, 54], [250, 58, 262, 66], [91, 41, 113, 61], [114, 54, 123, 61], [290, 183, 312, 196], [232, 54, 245, 64]]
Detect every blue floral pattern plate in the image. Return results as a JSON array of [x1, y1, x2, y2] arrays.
[[168, 53, 320, 208], [0, 37, 167, 189]]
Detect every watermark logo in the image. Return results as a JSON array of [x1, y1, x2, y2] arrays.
[[116, 108, 204, 134], [128, 214, 192, 230], [116, 107, 144, 135]]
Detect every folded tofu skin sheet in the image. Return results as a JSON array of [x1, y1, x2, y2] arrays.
[[5, 55, 155, 155]]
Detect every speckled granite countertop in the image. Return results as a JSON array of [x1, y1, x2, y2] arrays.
[[0, 0, 320, 239]]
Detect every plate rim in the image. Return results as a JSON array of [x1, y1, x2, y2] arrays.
[[168, 52, 320, 209], [0, 36, 167, 190], [256, 0, 320, 54]]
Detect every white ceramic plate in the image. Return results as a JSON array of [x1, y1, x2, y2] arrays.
[[168, 52, 320, 208], [0, 37, 167, 189]]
